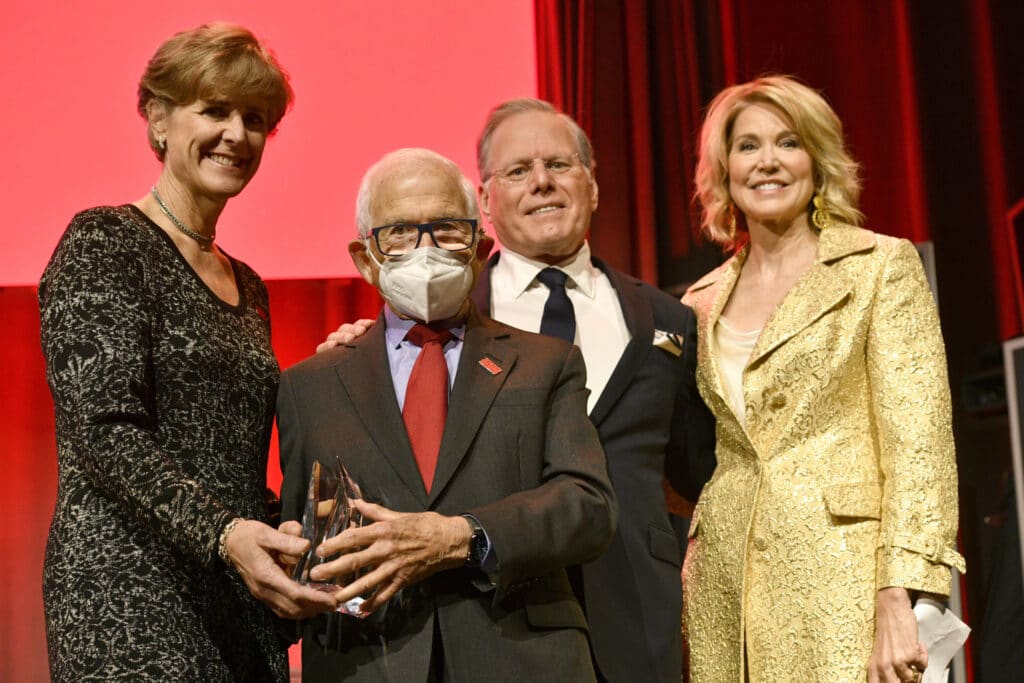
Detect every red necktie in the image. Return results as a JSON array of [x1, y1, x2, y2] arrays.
[[402, 324, 454, 492]]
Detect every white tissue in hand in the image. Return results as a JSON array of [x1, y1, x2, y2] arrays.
[[913, 598, 971, 683]]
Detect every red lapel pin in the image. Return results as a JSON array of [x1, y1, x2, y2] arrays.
[[478, 356, 502, 375]]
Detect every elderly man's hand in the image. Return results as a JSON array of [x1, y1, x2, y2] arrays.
[[308, 499, 473, 614], [315, 319, 376, 353], [224, 519, 340, 619]]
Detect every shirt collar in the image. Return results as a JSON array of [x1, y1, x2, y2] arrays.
[[496, 241, 597, 300], [384, 306, 465, 348]]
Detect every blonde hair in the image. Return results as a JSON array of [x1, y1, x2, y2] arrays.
[[695, 75, 863, 247], [137, 23, 294, 160]]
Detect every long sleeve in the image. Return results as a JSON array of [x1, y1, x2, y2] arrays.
[[867, 238, 965, 593], [40, 215, 236, 569]]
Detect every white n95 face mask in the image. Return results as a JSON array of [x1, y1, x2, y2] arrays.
[[370, 245, 474, 323]]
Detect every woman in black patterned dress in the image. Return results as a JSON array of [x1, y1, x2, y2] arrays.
[[39, 23, 337, 681]]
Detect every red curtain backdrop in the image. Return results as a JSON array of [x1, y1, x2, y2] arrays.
[[7, 2, 1024, 679], [534, 0, 1021, 302], [534, 0, 1024, 678], [0, 287, 57, 683], [262, 280, 382, 492], [0, 280, 380, 681]]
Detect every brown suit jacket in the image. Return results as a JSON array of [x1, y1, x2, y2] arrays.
[[278, 307, 616, 682], [474, 253, 716, 683]]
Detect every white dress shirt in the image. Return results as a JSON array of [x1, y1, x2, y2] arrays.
[[382, 306, 463, 410], [490, 242, 631, 413]]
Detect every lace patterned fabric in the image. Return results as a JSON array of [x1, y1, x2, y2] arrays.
[[681, 226, 963, 682], [40, 206, 286, 681]]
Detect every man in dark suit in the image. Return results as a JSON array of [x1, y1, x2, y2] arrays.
[[471, 99, 716, 683], [319, 101, 716, 682], [278, 148, 616, 681]]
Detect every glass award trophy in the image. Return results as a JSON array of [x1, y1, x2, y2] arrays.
[[291, 456, 369, 616]]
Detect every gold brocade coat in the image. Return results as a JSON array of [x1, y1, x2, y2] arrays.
[[681, 226, 965, 682]]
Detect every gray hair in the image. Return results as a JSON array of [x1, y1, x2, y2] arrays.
[[355, 148, 479, 238], [476, 98, 595, 181]]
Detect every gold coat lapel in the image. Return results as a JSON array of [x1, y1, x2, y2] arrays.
[[747, 265, 851, 369], [695, 250, 746, 403], [747, 227, 876, 369]]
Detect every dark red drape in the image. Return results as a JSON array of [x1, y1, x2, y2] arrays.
[[534, 0, 1021, 328], [535, 0, 721, 290], [263, 279, 382, 491], [534, 0, 1024, 678], [0, 287, 56, 682]]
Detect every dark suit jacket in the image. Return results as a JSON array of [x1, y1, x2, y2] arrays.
[[278, 307, 617, 682], [473, 252, 716, 683]]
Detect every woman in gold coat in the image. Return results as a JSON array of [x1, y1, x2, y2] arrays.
[[681, 75, 964, 683]]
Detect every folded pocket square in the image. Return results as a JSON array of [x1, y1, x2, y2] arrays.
[[653, 329, 684, 357]]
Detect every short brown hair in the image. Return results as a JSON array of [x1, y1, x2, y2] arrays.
[[695, 75, 863, 247], [137, 23, 294, 159], [476, 98, 594, 181]]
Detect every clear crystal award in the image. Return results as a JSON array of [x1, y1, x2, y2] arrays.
[[291, 456, 370, 616]]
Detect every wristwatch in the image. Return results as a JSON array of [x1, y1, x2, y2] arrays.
[[463, 515, 488, 568]]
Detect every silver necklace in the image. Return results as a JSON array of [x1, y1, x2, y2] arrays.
[[150, 187, 215, 249]]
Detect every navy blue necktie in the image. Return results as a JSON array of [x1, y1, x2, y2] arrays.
[[537, 267, 576, 343]]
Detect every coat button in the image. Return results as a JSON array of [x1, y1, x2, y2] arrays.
[[753, 536, 768, 551], [769, 394, 786, 409]]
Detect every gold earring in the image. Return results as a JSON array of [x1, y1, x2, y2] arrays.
[[726, 203, 737, 241], [157, 135, 166, 152], [812, 194, 830, 230]]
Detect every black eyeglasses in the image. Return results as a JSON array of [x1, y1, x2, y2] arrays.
[[369, 219, 478, 256]]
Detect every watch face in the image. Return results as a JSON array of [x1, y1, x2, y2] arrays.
[[467, 523, 488, 567]]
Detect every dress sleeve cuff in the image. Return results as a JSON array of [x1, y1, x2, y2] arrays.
[[876, 539, 964, 595]]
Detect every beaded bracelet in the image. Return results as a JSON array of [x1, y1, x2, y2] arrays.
[[218, 517, 244, 565]]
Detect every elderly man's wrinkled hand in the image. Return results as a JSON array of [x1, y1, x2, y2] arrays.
[[308, 499, 473, 614]]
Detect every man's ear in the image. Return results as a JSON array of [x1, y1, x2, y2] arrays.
[[588, 171, 599, 213], [349, 239, 379, 287], [470, 232, 495, 286], [475, 233, 495, 263], [478, 182, 492, 223]]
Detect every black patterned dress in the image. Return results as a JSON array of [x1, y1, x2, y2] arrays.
[[39, 206, 287, 681]]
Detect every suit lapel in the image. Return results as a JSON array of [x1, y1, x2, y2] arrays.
[[684, 255, 755, 446], [333, 313, 429, 506], [588, 260, 654, 426], [747, 227, 873, 368], [699, 250, 745, 402], [746, 265, 851, 368], [429, 309, 515, 505]]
